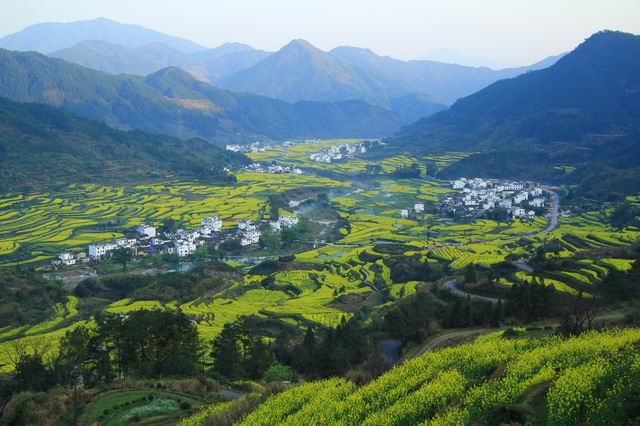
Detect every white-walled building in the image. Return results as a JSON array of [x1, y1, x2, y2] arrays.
[[530, 198, 545, 208], [136, 224, 157, 238], [58, 252, 76, 266], [174, 240, 197, 257], [88, 242, 117, 259], [241, 230, 261, 246], [414, 203, 425, 213], [400, 209, 409, 219], [201, 216, 223, 232]]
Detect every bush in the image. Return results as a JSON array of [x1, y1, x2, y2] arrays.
[[263, 363, 295, 383], [180, 401, 192, 410]]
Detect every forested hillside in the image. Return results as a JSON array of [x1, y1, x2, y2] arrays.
[[0, 97, 249, 192], [0, 49, 403, 143], [392, 31, 640, 198]]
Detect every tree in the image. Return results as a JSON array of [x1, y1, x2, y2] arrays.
[[263, 363, 295, 383], [464, 265, 478, 284], [111, 247, 133, 271]]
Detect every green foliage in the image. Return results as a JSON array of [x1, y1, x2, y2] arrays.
[[0, 97, 247, 192], [0, 269, 66, 327]]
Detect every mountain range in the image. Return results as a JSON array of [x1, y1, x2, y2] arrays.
[[392, 31, 640, 198], [0, 18, 562, 122], [0, 48, 403, 143]]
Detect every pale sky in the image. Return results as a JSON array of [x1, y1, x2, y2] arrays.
[[1, 0, 639, 65]]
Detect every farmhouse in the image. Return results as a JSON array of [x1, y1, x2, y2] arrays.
[[174, 240, 197, 257], [136, 224, 157, 238], [201, 216, 223, 232], [88, 242, 117, 259], [414, 203, 425, 213]]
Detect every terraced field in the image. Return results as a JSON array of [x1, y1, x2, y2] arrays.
[[182, 328, 640, 425], [1, 140, 639, 372], [0, 173, 347, 263]]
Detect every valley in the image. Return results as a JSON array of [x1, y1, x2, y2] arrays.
[[1, 139, 638, 373], [0, 8, 640, 425]]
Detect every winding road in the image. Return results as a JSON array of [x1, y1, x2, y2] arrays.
[[443, 278, 504, 304]]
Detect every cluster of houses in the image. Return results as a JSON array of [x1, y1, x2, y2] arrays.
[[226, 139, 319, 154], [309, 142, 369, 163], [53, 212, 303, 267], [400, 203, 425, 219], [444, 178, 547, 220], [242, 163, 303, 175]]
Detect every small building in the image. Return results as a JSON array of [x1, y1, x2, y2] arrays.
[[400, 209, 409, 219], [530, 198, 545, 208], [174, 240, 196, 257], [136, 224, 157, 238], [88, 242, 117, 259], [201, 216, 223, 232], [241, 230, 261, 246], [58, 252, 76, 266], [414, 203, 425, 213], [279, 215, 299, 228]]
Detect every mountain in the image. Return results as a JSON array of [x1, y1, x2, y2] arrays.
[[219, 40, 561, 107], [0, 17, 205, 54], [329, 46, 563, 104], [222, 39, 381, 104], [0, 97, 249, 193], [387, 93, 448, 123], [393, 31, 640, 198], [188, 46, 271, 83], [52, 40, 190, 76], [51, 40, 271, 84], [420, 48, 510, 69], [0, 49, 403, 142]]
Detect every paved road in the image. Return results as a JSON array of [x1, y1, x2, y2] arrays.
[[512, 260, 534, 274], [542, 189, 560, 233], [443, 279, 504, 304]]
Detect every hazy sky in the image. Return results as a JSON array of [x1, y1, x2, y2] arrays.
[[1, 0, 639, 65]]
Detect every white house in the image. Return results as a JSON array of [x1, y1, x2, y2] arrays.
[[528, 210, 536, 219], [88, 242, 117, 259], [279, 215, 299, 228], [512, 208, 527, 218], [513, 192, 529, 205], [530, 187, 543, 197], [201, 216, 223, 232], [414, 203, 425, 213], [238, 220, 257, 232], [174, 240, 196, 257], [453, 179, 466, 190], [136, 224, 157, 238], [400, 209, 410, 219], [530, 198, 545, 208], [241, 230, 261, 246], [270, 221, 282, 232], [499, 199, 513, 209], [58, 252, 76, 266]]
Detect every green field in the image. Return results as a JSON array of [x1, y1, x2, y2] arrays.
[[1, 141, 639, 372], [183, 328, 640, 425]]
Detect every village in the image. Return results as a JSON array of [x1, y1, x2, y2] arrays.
[[225, 138, 320, 154], [241, 163, 304, 175], [51, 213, 300, 267], [441, 177, 548, 221], [309, 140, 373, 163]]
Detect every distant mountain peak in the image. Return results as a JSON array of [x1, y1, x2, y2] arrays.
[[0, 17, 206, 54]]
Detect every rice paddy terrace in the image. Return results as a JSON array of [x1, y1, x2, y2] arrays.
[[0, 139, 638, 373]]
